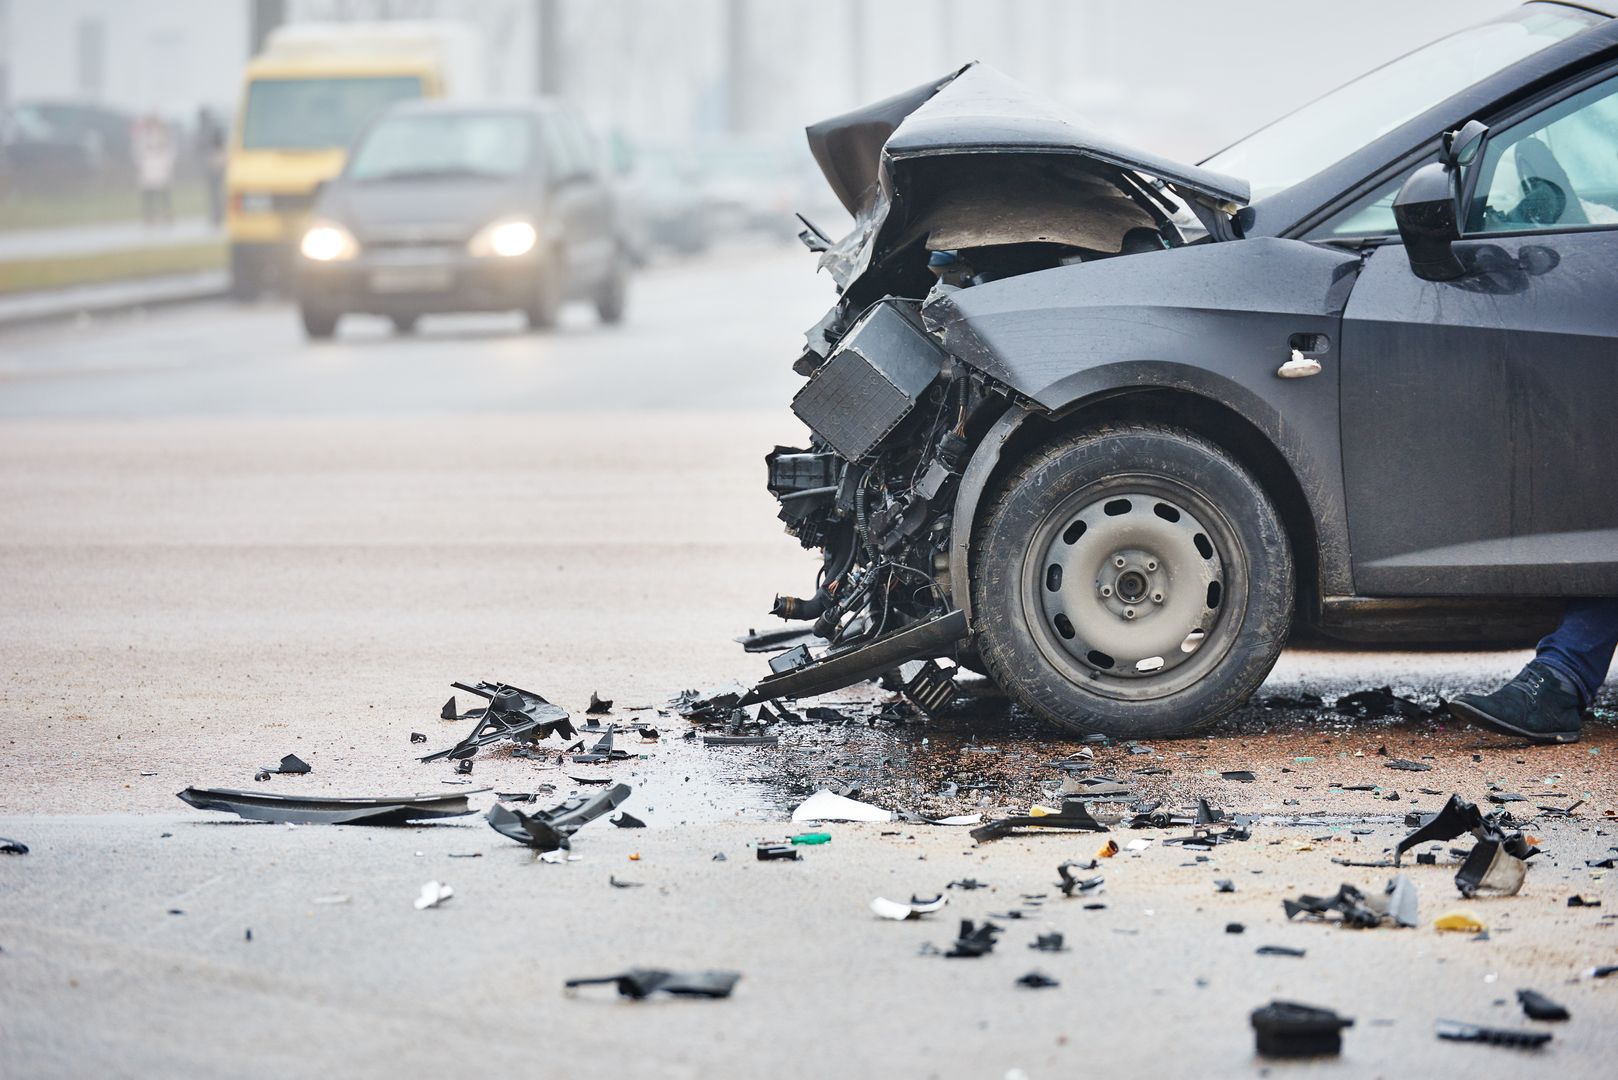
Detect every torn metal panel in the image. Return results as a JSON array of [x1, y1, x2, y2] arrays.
[[177, 787, 485, 825], [485, 784, 630, 852], [422, 681, 575, 763]]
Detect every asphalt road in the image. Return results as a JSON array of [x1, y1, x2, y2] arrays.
[[2, 245, 1614, 1077]]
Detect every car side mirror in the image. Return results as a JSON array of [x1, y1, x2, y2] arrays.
[[1442, 119, 1487, 168], [1394, 161, 1465, 281]]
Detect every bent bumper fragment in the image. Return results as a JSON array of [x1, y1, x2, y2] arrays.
[[741, 609, 967, 706]]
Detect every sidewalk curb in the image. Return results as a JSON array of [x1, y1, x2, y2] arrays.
[[0, 270, 230, 333]]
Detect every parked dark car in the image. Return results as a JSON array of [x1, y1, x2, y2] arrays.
[[751, 1, 1618, 737], [294, 99, 628, 339]]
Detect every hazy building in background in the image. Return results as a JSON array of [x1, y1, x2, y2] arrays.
[[3, 0, 1518, 159]]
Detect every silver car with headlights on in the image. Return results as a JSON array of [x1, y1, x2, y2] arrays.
[[294, 99, 628, 338]]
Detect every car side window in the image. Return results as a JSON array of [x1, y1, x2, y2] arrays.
[[1314, 173, 1410, 238], [1467, 73, 1618, 233]]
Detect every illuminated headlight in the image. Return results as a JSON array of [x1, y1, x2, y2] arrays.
[[468, 219, 538, 258], [299, 222, 359, 262]]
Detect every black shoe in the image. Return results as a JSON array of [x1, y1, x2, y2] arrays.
[[1448, 662, 1583, 744]]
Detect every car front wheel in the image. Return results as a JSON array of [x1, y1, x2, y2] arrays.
[[970, 423, 1292, 738], [300, 304, 340, 340]]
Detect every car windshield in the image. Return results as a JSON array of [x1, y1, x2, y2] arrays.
[[1202, 5, 1600, 201], [241, 75, 423, 151], [347, 112, 533, 181]]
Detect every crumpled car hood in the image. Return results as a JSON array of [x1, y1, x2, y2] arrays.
[[803, 62, 1250, 293]]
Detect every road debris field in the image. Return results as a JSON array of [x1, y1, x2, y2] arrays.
[[0, 249, 1614, 1078]]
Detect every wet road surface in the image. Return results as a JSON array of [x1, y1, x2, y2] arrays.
[[2, 244, 1614, 1077]]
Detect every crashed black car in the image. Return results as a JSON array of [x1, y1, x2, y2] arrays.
[[754, 2, 1618, 737]]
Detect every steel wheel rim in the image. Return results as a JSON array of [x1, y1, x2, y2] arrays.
[[1020, 476, 1246, 702]]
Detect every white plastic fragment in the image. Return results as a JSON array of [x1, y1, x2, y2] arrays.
[[538, 850, 583, 864], [1125, 838, 1153, 852], [871, 895, 949, 920], [414, 880, 453, 910], [791, 788, 894, 823]]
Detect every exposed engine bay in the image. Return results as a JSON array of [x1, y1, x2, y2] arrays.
[[745, 62, 1250, 711]]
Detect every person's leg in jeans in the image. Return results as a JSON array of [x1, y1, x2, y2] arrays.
[[1449, 597, 1618, 744], [1536, 598, 1618, 704]]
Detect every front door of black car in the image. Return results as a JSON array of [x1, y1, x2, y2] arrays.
[[1337, 69, 1618, 597]]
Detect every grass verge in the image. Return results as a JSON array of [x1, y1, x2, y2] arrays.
[[0, 241, 225, 294]]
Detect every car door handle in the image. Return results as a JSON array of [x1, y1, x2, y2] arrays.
[[1277, 349, 1322, 379]]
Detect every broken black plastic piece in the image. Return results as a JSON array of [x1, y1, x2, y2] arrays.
[[1251, 1001, 1353, 1058], [485, 784, 630, 852], [1222, 770, 1256, 783], [1016, 971, 1059, 989], [422, 681, 576, 763], [586, 692, 613, 714], [611, 812, 646, 829], [1435, 1019, 1552, 1048], [572, 729, 631, 763], [703, 733, 780, 747], [971, 798, 1107, 843], [1335, 686, 1433, 719], [565, 969, 740, 1000], [409, 732, 427, 744], [901, 658, 957, 715], [1029, 932, 1068, 952], [1256, 945, 1307, 958], [1284, 883, 1383, 929], [1516, 989, 1569, 1021], [768, 644, 813, 674], [456, 758, 474, 775], [1, 837, 28, 855], [177, 787, 485, 825], [1055, 861, 1104, 897], [254, 753, 312, 782], [756, 844, 800, 861], [944, 920, 1002, 958], [1384, 759, 1431, 772]]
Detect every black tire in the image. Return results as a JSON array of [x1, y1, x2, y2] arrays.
[[594, 250, 628, 325], [230, 245, 262, 301], [970, 423, 1292, 738], [300, 304, 339, 340], [391, 314, 419, 335], [524, 251, 562, 331]]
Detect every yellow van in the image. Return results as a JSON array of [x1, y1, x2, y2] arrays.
[[226, 22, 482, 297]]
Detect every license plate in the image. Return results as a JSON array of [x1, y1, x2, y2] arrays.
[[369, 267, 453, 293]]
